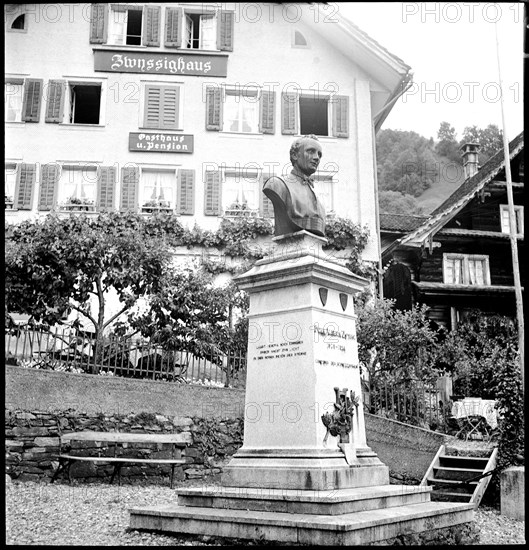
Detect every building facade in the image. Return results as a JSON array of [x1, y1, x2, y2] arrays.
[[5, 2, 411, 266]]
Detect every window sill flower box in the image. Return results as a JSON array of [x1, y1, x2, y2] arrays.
[[61, 197, 96, 212], [141, 200, 173, 214], [5, 196, 15, 209]]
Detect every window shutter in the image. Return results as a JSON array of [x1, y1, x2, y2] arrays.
[[165, 7, 182, 47], [259, 90, 275, 134], [120, 166, 139, 212], [204, 170, 222, 215], [217, 10, 234, 51], [332, 95, 349, 138], [144, 85, 180, 129], [205, 86, 222, 131], [259, 171, 275, 218], [45, 80, 65, 123], [143, 5, 161, 47], [281, 92, 298, 135], [89, 3, 107, 44], [14, 163, 36, 210], [177, 169, 195, 215], [97, 166, 116, 212], [38, 163, 59, 210], [22, 79, 43, 122]]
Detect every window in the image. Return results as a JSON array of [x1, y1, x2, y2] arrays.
[[5, 164, 17, 209], [108, 5, 143, 46], [143, 83, 182, 130], [206, 85, 275, 134], [11, 14, 26, 30], [4, 82, 23, 122], [443, 254, 490, 286], [222, 169, 260, 217], [6, 8, 27, 32], [185, 13, 216, 50], [5, 78, 42, 122], [68, 84, 102, 124], [281, 92, 349, 138], [313, 173, 335, 214], [45, 79, 104, 125], [57, 166, 98, 211], [223, 87, 260, 134], [500, 205, 524, 235], [140, 169, 176, 212], [292, 30, 309, 48]]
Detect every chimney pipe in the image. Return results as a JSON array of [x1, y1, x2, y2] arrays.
[[460, 143, 481, 180]]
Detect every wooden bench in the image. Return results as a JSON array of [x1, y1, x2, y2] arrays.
[[50, 431, 191, 488]]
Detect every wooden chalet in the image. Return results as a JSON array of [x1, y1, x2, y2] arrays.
[[380, 132, 524, 330]]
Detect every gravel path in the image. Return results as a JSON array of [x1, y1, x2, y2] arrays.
[[6, 479, 525, 546]]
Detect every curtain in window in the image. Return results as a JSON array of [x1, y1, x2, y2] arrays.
[[5, 165, 17, 200], [468, 259, 484, 285], [224, 91, 259, 133], [199, 15, 216, 50], [446, 258, 463, 284], [5, 83, 23, 122], [223, 174, 259, 211], [110, 9, 127, 45], [142, 171, 174, 207], [58, 167, 96, 205]]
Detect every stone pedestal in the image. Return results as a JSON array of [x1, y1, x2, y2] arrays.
[[222, 231, 388, 490]]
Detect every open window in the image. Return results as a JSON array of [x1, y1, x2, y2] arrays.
[[45, 79, 104, 125], [281, 91, 349, 138], [108, 5, 143, 46], [184, 12, 216, 50]]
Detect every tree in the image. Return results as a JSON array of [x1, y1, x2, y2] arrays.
[[5, 212, 180, 366], [435, 121, 461, 163], [460, 124, 503, 165], [378, 190, 424, 215]]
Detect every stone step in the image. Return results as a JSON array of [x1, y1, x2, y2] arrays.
[[176, 484, 433, 515], [438, 455, 489, 469], [433, 466, 483, 481], [129, 500, 475, 545]]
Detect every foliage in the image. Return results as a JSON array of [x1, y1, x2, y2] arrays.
[[378, 190, 424, 215], [376, 129, 440, 197], [356, 298, 440, 383], [323, 216, 375, 280], [461, 124, 503, 165], [5, 212, 173, 359], [192, 417, 244, 461], [434, 311, 518, 398], [435, 121, 462, 164]]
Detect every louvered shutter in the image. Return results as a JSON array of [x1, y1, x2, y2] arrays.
[[22, 79, 43, 122], [205, 86, 222, 131], [45, 80, 65, 123], [144, 85, 180, 129], [217, 10, 234, 51], [14, 163, 36, 210], [259, 171, 274, 218], [89, 3, 107, 44], [177, 169, 195, 215], [38, 164, 59, 210], [165, 7, 182, 47], [332, 95, 349, 138], [143, 5, 161, 46], [204, 171, 222, 215], [259, 90, 275, 134], [120, 166, 139, 212], [97, 166, 116, 212], [281, 92, 298, 135]]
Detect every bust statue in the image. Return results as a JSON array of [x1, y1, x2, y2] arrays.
[[263, 135, 326, 237]]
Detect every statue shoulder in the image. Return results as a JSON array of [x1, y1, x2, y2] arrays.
[[263, 175, 289, 202]]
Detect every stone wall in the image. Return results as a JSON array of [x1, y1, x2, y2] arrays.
[[5, 408, 243, 483]]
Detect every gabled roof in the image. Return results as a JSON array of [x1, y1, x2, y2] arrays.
[[379, 213, 429, 232], [400, 131, 524, 248]]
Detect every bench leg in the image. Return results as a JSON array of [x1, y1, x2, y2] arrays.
[[170, 464, 175, 489], [51, 458, 72, 484], [110, 464, 123, 486]]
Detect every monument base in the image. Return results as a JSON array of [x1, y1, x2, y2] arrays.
[[221, 447, 389, 490]]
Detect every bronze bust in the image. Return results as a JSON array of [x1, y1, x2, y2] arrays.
[[263, 135, 326, 237]]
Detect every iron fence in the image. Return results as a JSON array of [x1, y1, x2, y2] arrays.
[[5, 326, 246, 388], [363, 377, 450, 432]]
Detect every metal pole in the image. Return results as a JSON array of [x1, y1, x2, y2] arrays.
[[494, 21, 524, 393]]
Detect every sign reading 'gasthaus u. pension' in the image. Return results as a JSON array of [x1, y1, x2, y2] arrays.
[[129, 133, 194, 153], [94, 50, 228, 77]]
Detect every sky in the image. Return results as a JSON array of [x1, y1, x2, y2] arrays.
[[336, 2, 524, 141]]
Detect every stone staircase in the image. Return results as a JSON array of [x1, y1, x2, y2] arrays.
[[420, 444, 498, 508]]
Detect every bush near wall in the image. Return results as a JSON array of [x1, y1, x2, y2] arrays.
[[5, 409, 243, 483]]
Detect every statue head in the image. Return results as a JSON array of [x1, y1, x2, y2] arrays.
[[289, 135, 322, 177]]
